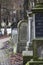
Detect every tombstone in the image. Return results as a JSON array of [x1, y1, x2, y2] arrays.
[[26, 61, 43, 65], [32, 1, 43, 61], [17, 20, 28, 53], [11, 28, 18, 53], [32, 39, 43, 61]]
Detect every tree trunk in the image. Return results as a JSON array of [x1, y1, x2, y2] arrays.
[[4, 25, 7, 35], [0, 3, 1, 29], [24, 0, 28, 19]]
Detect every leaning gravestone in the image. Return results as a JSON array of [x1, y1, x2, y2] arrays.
[[17, 20, 28, 53]]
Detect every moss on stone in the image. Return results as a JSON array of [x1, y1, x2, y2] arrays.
[[26, 61, 43, 65], [23, 56, 33, 65], [32, 3, 43, 13]]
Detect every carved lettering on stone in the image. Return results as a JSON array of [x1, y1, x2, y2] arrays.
[[19, 22, 27, 42]]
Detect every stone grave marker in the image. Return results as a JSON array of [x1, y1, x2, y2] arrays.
[[32, 1, 43, 61], [12, 28, 18, 53], [17, 20, 28, 53], [32, 39, 43, 61]]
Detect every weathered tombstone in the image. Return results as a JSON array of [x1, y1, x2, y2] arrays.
[[32, 1, 43, 61], [12, 28, 18, 44], [33, 39, 43, 61], [26, 61, 43, 65], [17, 20, 28, 53], [11, 28, 18, 53]]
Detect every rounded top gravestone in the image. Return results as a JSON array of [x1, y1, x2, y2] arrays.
[[17, 20, 28, 53], [17, 20, 28, 43]]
